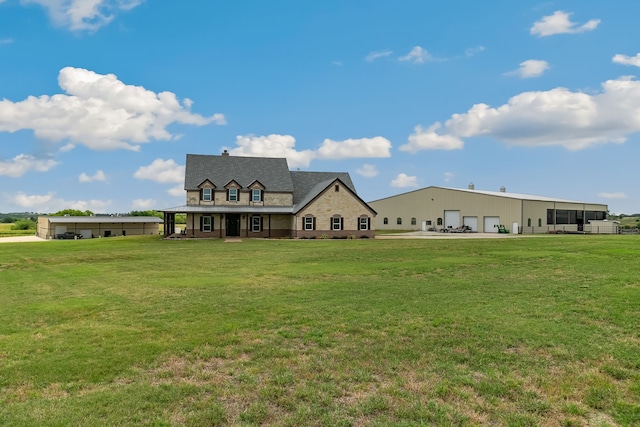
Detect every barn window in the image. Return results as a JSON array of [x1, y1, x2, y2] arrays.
[[527, 218, 532, 227], [411, 217, 417, 225], [383, 217, 388, 224], [397, 217, 402, 225], [437, 218, 443, 226]]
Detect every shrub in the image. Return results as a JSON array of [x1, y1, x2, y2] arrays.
[[11, 220, 36, 230]]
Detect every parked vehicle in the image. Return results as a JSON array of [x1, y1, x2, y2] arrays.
[[56, 231, 82, 239], [450, 225, 473, 233], [494, 224, 510, 234]]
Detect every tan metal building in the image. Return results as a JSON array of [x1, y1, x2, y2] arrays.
[[37, 216, 163, 239], [369, 186, 612, 234]]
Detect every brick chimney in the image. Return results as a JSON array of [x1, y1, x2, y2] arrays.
[[222, 149, 230, 157]]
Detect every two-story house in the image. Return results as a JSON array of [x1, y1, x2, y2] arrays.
[[161, 151, 376, 238]]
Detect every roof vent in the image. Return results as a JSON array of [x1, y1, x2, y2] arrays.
[[222, 149, 229, 157], [500, 186, 506, 193], [468, 182, 475, 190]]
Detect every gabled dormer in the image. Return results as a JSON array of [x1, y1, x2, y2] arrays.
[[224, 180, 242, 202], [248, 180, 265, 205], [198, 179, 216, 204]]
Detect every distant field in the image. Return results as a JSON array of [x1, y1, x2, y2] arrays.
[[1, 236, 638, 426], [0, 223, 35, 237]]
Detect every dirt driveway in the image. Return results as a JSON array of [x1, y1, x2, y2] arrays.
[[0, 236, 47, 243]]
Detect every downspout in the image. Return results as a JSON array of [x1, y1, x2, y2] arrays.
[[191, 213, 195, 238], [268, 214, 271, 238]]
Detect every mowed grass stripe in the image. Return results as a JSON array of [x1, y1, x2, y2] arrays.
[[0, 236, 639, 426]]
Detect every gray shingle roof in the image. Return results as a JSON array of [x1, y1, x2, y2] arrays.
[[42, 216, 163, 224], [185, 154, 294, 191], [290, 171, 355, 205]]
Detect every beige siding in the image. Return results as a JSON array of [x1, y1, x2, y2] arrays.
[[370, 187, 521, 233], [296, 183, 375, 238]]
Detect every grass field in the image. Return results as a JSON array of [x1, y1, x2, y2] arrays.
[[0, 236, 639, 426], [0, 223, 35, 237]]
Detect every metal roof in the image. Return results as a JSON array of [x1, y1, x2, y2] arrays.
[[42, 216, 163, 223], [370, 186, 606, 206]]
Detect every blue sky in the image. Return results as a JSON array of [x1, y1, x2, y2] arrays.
[[1, 1, 639, 214]]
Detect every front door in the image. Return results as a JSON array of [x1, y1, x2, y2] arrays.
[[225, 214, 240, 237]]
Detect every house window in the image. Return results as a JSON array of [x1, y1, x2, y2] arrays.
[[425, 220, 432, 225], [251, 216, 262, 232], [383, 217, 388, 225], [202, 188, 212, 201], [359, 217, 369, 230], [202, 216, 212, 232], [252, 189, 262, 202], [411, 217, 416, 225], [335, 185, 339, 192], [397, 217, 402, 225], [304, 216, 315, 230], [228, 188, 238, 202], [437, 218, 443, 226], [332, 216, 343, 230]]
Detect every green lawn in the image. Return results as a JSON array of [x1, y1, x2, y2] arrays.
[[1, 236, 639, 426]]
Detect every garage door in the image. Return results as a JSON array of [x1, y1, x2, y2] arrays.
[[444, 210, 461, 229], [463, 216, 478, 232], [54, 226, 67, 237], [484, 216, 500, 233]]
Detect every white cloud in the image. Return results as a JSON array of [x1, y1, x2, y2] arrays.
[[407, 76, 640, 152], [0, 154, 58, 177], [79, 169, 107, 183], [21, 0, 143, 32], [401, 123, 464, 152], [530, 10, 600, 37], [134, 158, 185, 184], [356, 164, 378, 178], [0, 67, 224, 151], [505, 59, 549, 79], [132, 198, 156, 209], [465, 46, 485, 57], [613, 53, 640, 67], [168, 184, 184, 197], [316, 137, 392, 159], [399, 46, 431, 64], [391, 173, 418, 188], [4, 191, 111, 212], [331, 60, 343, 67], [598, 192, 627, 199], [444, 172, 454, 183], [0, 38, 13, 45], [228, 134, 391, 168], [229, 134, 316, 168], [365, 50, 393, 62]]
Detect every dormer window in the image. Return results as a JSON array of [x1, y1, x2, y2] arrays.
[[228, 188, 238, 202], [252, 188, 263, 202], [202, 188, 212, 201]]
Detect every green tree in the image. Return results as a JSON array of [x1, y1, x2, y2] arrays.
[[51, 209, 94, 216], [129, 210, 163, 219]]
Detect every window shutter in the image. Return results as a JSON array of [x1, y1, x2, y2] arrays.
[[260, 216, 263, 231], [367, 217, 370, 230], [226, 190, 229, 201], [340, 218, 344, 230], [312, 217, 316, 230], [199, 216, 203, 231]]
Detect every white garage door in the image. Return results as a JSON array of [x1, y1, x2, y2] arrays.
[[484, 216, 500, 233], [463, 216, 478, 232], [80, 229, 93, 239], [54, 226, 67, 237], [444, 210, 461, 229]]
